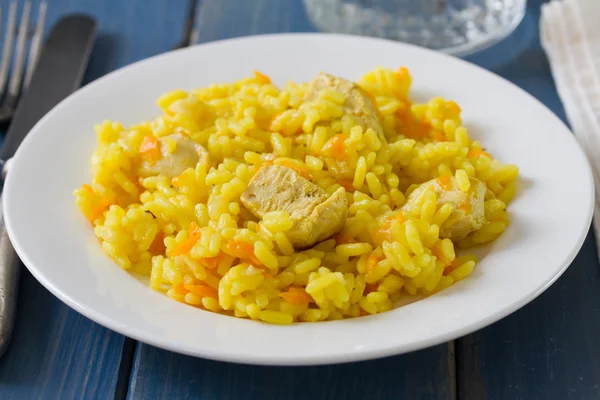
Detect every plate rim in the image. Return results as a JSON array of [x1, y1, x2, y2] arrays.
[[3, 32, 595, 366]]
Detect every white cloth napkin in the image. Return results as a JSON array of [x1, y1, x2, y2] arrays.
[[540, 0, 600, 259]]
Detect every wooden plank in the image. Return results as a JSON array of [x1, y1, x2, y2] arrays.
[[0, 1, 192, 399], [128, 2, 455, 399], [457, 233, 600, 399], [129, 343, 455, 400], [457, 1, 600, 398]]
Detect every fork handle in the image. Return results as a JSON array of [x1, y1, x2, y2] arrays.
[[0, 195, 20, 357]]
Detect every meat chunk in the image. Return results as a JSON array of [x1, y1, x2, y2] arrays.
[[139, 133, 210, 178], [305, 73, 384, 142], [402, 177, 486, 241], [241, 164, 348, 248]]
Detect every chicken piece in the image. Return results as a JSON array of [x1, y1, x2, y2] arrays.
[[402, 177, 486, 241], [139, 133, 210, 178], [305, 72, 385, 142], [241, 164, 348, 248]]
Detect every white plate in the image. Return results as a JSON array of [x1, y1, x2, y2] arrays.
[[3, 33, 594, 366]]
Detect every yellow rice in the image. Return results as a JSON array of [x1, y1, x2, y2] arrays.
[[74, 67, 519, 324]]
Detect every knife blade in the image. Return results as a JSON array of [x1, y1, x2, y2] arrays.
[[0, 15, 96, 357]]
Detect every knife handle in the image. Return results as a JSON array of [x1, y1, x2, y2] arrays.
[[0, 196, 20, 357]]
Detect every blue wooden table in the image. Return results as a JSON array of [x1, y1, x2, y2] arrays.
[[1, 0, 599, 399]]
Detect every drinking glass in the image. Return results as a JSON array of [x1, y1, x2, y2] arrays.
[[303, 0, 527, 56]]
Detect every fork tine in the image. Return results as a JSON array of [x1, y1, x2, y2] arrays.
[[0, 2, 17, 99], [23, 1, 47, 89], [7, 1, 31, 99]]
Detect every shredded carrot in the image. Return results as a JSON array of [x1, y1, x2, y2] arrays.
[[467, 149, 492, 159], [140, 135, 161, 161], [338, 179, 354, 192], [274, 158, 313, 180], [171, 284, 188, 295], [394, 101, 408, 116], [254, 70, 271, 84], [198, 254, 223, 270], [89, 197, 111, 222], [184, 284, 218, 298], [323, 134, 349, 160], [434, 134, 446, 142], [359, 308, 370, 317], [371, 213, 405, 245], [366, 251, 384, 275], [170, 222, 202, 257], [437, 175, 452, 191], [335, 232, 356, 245], [82, 184, 94, 194], [224, 239, 263, 267], [224, 239, 251, 258], [149, 232, 166, 255], [397, 113, 430, 139], [446, 100, 461, 114], [395, 66, 409, 81], [279, 289, 313, 304]]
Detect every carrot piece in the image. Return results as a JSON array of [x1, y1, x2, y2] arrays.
[[279, 289, 314, 304], [171, 284, 188, 295], [359, 308, 370, 317], [254, 70, 271, 84], [437, 175, 452, 191], [446, 101, 461, 114], [170, 222, 202, 257], [395, 67, 409, 80], [467, 149, 492, 159], [89, 197, 111, 222], [198, 254, 223, 270], [434, 134, 446, 142], [322, 134, 349, 160], [338, 179, 354, 192], [140, 135, 161, 161], [82, 184, 94, 194], [223, 239, 263, 267], [366, 251, 384, 275], [184, 284, 218, 298]]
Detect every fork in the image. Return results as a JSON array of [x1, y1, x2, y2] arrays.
[[0, 1, 47, 124]]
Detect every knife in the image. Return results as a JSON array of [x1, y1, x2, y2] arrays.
[[0, 15, 97, 357]]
